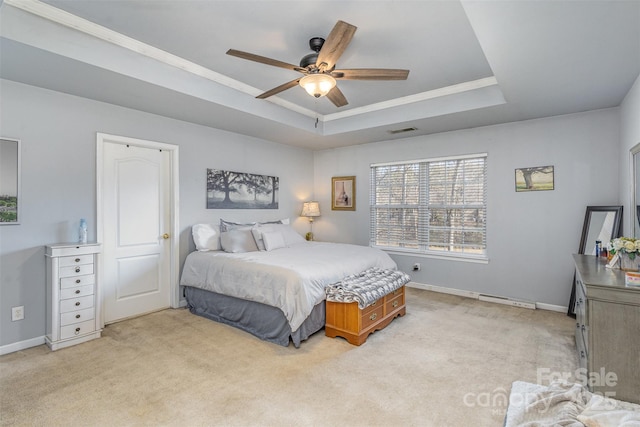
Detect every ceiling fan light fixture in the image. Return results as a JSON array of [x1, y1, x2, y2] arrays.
[[300, 74, 336, 98]]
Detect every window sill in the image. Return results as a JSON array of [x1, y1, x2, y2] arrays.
[[375, 247, 489, 264]]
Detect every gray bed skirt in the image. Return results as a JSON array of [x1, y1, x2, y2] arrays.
[[184, 286, 326, 348]]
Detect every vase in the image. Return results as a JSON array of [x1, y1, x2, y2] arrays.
[[619, 253, 640, 271]]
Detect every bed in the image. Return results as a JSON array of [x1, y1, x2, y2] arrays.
[[180, 221, 397, 347]]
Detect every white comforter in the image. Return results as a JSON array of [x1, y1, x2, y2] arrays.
[[180, 241, 397, 331]]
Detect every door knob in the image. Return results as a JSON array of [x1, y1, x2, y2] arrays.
[[162, 233, 170, 239]]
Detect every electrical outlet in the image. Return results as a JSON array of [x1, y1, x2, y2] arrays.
[[11, 306, 24, 321], [412, 263, 421, 271]]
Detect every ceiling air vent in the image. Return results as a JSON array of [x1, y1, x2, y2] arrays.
[[388, 127, 418, 135]]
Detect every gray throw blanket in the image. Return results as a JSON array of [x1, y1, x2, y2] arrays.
[[325, 267, 411, 309]]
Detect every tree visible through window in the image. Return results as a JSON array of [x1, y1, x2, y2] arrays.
[[370, 154, 487, 258]]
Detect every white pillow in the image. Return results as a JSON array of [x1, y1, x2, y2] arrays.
[[251, 225, 273, 251], [263, 231, 286, 251], [191, 224, 221, 251], [276, 224, 305, 246], [220, 229, 259, 253], [251, 223, 303, 250]]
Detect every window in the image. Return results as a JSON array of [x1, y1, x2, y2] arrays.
[[370, 153, 487, 259]]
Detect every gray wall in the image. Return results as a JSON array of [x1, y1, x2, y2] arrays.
[[1, 73, 636, 350], [0, 79, 314, 349], [313, 109, 621, 307], [619, 73, 640, 237]]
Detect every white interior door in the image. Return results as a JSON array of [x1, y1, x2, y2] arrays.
[[101, 140, 172, 323]]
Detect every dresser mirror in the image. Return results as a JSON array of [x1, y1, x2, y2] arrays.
[[631, 143, 640, 238], [568, 205, 623, 317], [578, 206, 623, 255]]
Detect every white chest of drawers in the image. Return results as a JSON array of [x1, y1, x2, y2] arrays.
[[46, 243, 102, 350]]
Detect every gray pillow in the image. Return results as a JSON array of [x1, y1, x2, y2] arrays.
[[219, 219, 255, 232], [220, 229, 259, 253]]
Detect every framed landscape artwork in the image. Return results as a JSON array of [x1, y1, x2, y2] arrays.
[[515, 166, 554, 192], [332, 176, 355, 211], [206, 169, 279, 209], [0, 138, 20, 224]]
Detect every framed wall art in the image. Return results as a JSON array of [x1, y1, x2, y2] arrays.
[[0, 138, 21, 224], [515, 165, 554, 192], [206, 169, 279, 209], [332, 176, 355, 211]]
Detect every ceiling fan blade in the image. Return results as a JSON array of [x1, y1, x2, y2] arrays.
[[256, 78, 301, 99], [326, 85, 348, 107], [226, 49, 299, 72], [316, 20, 357, 71], [332, 69, 410, 80]]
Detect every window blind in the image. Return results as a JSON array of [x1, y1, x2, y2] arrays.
[[370, 154, 487, 257]]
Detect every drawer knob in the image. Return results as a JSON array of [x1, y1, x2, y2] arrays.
[[75, 279, 81, 284], [370, 313, 377, 321], [75, 302, 81, 306], [392, 300, 399, 308], [580, 350, 585, 359], [76, 314, 81, 319], [75, 267, 81, 273], [371, 301, 377, 306], [75, 327, 81, 335], [75, 289, 81, 294], [75, 258, 81, 263]]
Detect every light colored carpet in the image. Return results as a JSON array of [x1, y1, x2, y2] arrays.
[[0, 288, 576, 426]]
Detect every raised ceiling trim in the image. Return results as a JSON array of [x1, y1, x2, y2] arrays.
[[3, 0, 320, 118], [4, 0, 502, 128], [324, 76, 500, 122]]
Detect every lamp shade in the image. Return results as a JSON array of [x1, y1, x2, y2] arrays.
[[299, 74, 336, 98], [301, 201, 321, 218]]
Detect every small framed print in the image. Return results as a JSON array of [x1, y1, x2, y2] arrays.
[[515, 165, 554, 192], [332, 176, 355, 211]]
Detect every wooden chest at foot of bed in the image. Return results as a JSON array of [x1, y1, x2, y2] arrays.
[[325, 286, 406, 345]]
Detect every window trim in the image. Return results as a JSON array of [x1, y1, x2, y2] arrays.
[[370, 152, 488, 261]]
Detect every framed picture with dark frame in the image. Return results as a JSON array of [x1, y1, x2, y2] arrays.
[[332, 176, 355, 211], [515, 165, 554, 192], [0, 137, 21, 225], [206, 168, 279, 209]]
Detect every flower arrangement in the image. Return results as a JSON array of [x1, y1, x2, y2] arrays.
[[609, 237, 640, 259]]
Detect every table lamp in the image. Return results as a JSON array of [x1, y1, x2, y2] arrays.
[[301, 201, 320, 241]]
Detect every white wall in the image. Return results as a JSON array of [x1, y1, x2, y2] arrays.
[[313, 109, 621, 307], [0, 79, 314, 349], [619, 73, 640, 237]]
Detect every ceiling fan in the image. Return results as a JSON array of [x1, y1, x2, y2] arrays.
[[226, 20, 409, 108]]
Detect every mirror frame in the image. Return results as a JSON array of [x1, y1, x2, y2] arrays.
[[578, 205, 623, 254], [631, 142, 640, 238], [569, 205, 624, 317]]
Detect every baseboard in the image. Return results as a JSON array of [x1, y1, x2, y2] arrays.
[[0, 335, 45, 356], [534, 302, 568, 313], [408, 282, 480, 299], [407, 282, 568, 313], [478, 294, 536, 310]]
